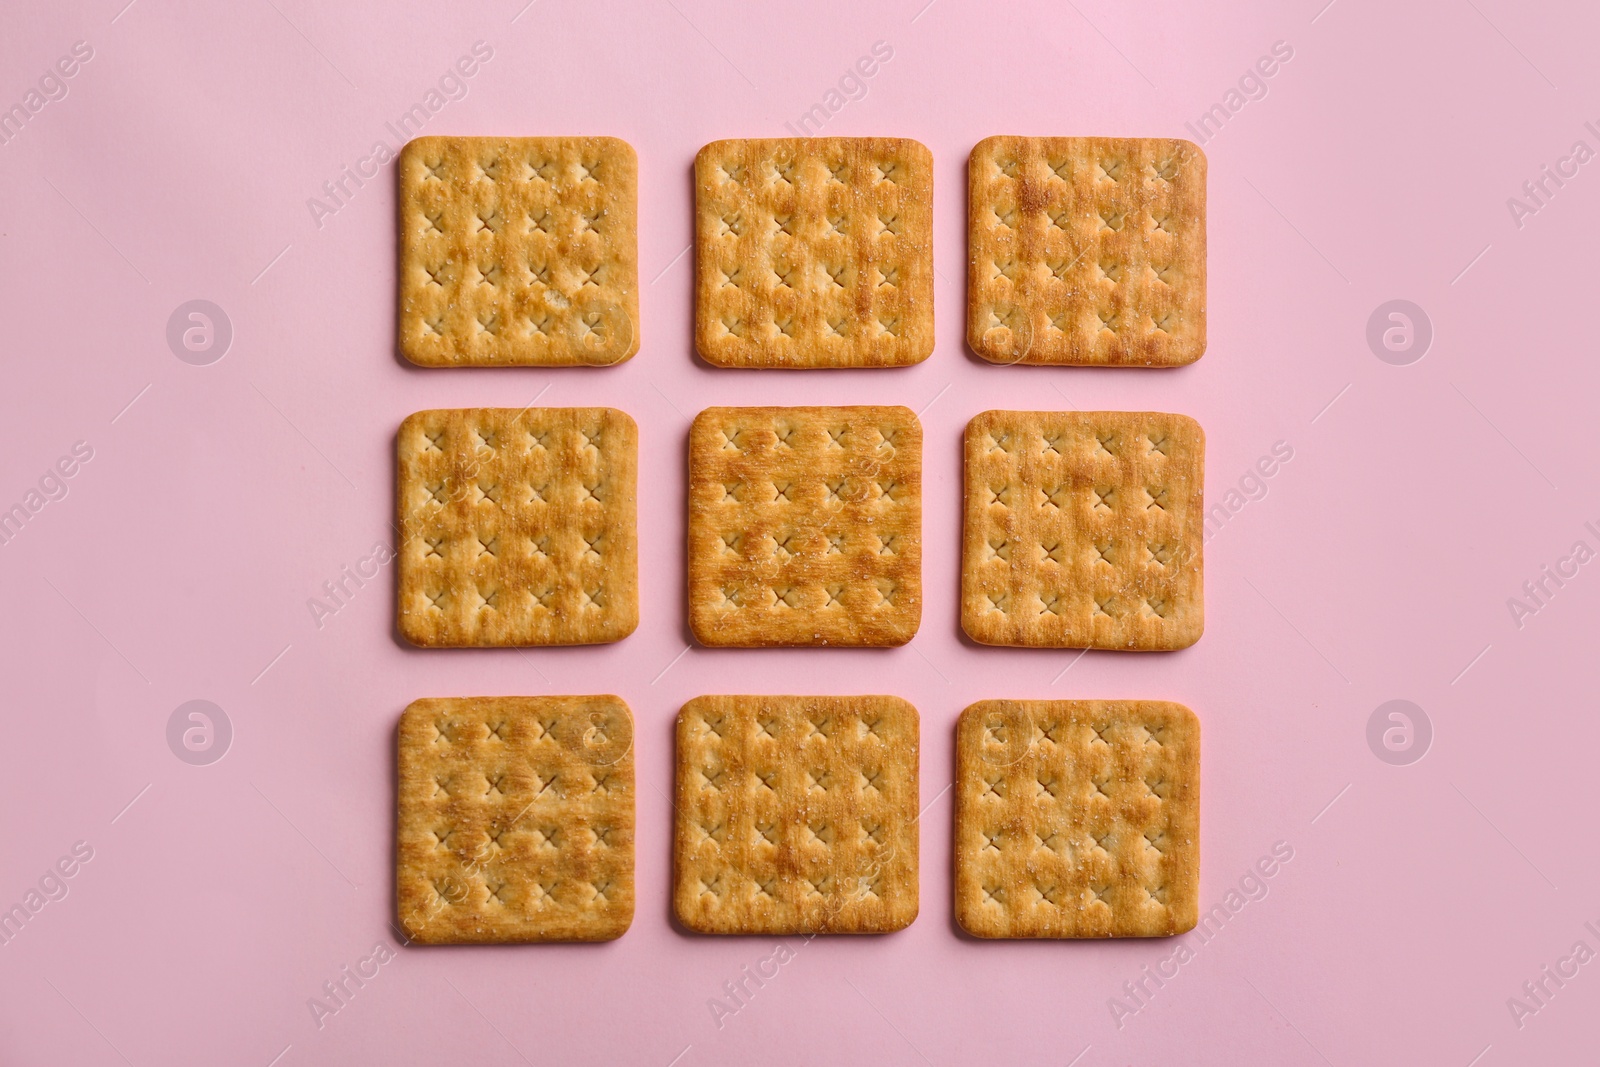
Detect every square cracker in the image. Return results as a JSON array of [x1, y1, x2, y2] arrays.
[[954, 699, 1199, 938], [396, 696, 635, 943], [398, 136, 639, 367], [967, 136, 1205, 366], [688, 406, 922, 647], [397, 407, 638, 647], [962, 410, 1203, 650], [674, 695, 919, 934], [694, 137, 934, 368]]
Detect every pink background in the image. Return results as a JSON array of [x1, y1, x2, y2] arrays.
[[1, 1, 1595, 1063]]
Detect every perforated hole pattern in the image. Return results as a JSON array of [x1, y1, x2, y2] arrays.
[[954, 699, 1199, 938], [694, 137, 934, 368], [397, 695, 635, 943], [962, 409, 1203, 651], [397, 407, 639, 647], [398, 136, 639, 367], [967, 135, 1205, 367], [674, 694, 919, 935], [688, 405, 923, 647]]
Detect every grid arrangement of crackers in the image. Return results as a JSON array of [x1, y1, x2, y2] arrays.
[[396, 696, 635, 943], [687, 405, 923, 647], [954, 699, 1199, 938], [968, 136, 1206, 366], [673, 695, 919, 934], [387, 133, 1212, 945], [694, 137, 934, 368], [396, 407, 639, 647], [398, 136, 639, 367], [962, 409, 1204, 650]]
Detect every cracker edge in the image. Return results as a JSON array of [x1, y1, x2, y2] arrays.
[[964, 135, 1208, 368], [957, 408, 1206, 650], [394, 695, 638, 944], [670, 693, 922, 935], [952, 698, 1200, 938]]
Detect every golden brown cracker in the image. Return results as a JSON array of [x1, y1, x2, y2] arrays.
[[694, 137, 933, 368], [967, 136, 1205, 366], [397, 407, 638, 647], [673, 695, 919, 934], [687, 406, 922, 647], [398, 136, 639, 367], [396, 696, 635, 943], [961, 410, 1203, 650], [954, 699, 1199, 938]]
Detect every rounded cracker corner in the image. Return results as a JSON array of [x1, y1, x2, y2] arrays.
[[879, 620, 920, 648], [589, 692, 633, 719], [602, 405, 639, 437], [674, 695, 707, 731], [958, 609, 1001, 647], [599, 906, 636, 942], [692, 338, 738, 370], [886, 899, 920, 934], [1162, 699, 1200, 733], [686, 611, 722, 650], [598, 135, 638, 167], [671, 894, 713, 935], [396, 409, 437, 440], [877, 694, 919, 730], [1174, 136, 1208, 174], [687, 404, 725, 437], [396, 136, 438, 169], [953, 908, 998, 940], [1169, 620, 1204, 651], [609, 608, 641, 644], [394, 903, 435, 946], [397, 342, 433, 370], [1158, 412, 1203, 441], [398, 697, 434, 728], [1171, 351, 1207, 368], [882, 403, 920, 431], [956, 699, 997, 731], [964, 409, 1005, 436], [396, 612, 438, 649], [968, 328, 1004, 365], [693, 139, 736, 177], [395, 908, 432, 940], [967, 134, 1010, 166]]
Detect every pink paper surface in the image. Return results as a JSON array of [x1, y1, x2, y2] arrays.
[[2, 1, 1595, 1064]]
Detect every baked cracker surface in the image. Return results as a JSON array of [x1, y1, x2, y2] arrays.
[[397, 696, 635, 943], [961, 410, 1203, 650], [954, 699, 1199, 938], [688, 405, 922, 647], [397, 407, 638, 647], [967, 136, 1205, 366], [673, 695, 919, 935], [695, 137, 933, 368], [399, 136, 639, 367]]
